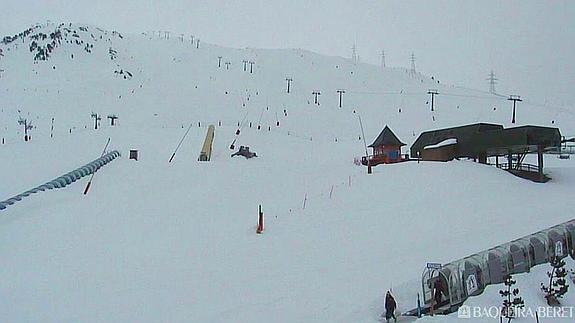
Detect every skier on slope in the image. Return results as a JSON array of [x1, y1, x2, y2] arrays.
[[384, 291, 397, 322]]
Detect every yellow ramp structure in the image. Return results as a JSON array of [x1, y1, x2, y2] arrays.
[[198, 125, 215, 161]]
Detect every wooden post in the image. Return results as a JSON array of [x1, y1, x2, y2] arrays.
[[537, 145, 544, 177], [430, 293, 434, 317], [479, 153, 487, 164]]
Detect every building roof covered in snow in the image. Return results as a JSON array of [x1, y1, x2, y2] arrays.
[[410, 123, 561, 159]]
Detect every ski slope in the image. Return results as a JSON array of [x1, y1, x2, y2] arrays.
[[1, 22, 575, 322]]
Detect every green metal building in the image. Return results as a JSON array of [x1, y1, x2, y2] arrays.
[[410, 123, 562, 182]]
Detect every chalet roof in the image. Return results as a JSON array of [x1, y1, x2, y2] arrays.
[[369, 126, 406, 147]]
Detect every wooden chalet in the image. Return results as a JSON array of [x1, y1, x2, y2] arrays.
[[362, 125, 407, 166]]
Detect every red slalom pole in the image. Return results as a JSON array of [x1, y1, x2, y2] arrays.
[[256, 205, 264, 234], [84, 138, 111, 195]]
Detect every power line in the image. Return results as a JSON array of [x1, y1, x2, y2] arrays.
[[346, 89, 508, 101], [440, 92, 506, 100], [346, 90, 422, 96]]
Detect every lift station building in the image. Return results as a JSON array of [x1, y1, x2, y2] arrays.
[[410, 123, 562, 182]]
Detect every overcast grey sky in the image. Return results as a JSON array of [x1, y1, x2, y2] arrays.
[[2, 0, 574, 107]]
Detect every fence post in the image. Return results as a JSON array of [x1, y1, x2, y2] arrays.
[[417, 293, 422, 318]]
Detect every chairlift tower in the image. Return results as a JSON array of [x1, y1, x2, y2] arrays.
[[18, 117, 33, 141], [427, 89, 439, 112], [91, 112, 100, 130], [337, 89, 346, 108], [107, 114, 118, 126], [508, 95, 522, 124], [312, 91, 321, 105], [286, 78, 293, 93]]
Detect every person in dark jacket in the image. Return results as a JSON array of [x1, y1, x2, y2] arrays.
[[433, 279, 444, 307], [384, 291, 397, 322]]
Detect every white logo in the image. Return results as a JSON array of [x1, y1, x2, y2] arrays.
[[456, 306, 574, 318], [458, 305, 471, 319], [466, 274, 478, 294]]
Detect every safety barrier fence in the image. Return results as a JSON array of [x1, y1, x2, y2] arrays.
[[0, 150, 121, 211]]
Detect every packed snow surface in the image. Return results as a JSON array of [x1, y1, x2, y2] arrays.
[[1, 23, 575, 322]]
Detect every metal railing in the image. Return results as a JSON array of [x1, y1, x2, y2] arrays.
[[495, 163, 540, 173], [360, 154, 410, 165]]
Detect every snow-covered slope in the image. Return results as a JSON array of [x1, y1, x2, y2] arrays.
[[1, 22, 574, 322]]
